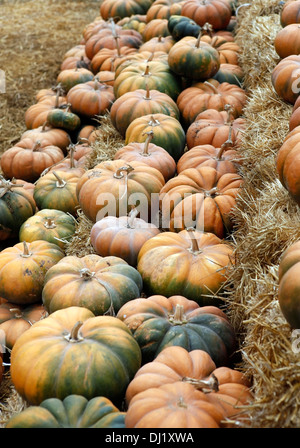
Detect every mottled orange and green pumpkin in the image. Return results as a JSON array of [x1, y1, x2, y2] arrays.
[[100, 0, 153, 21], [42, 254, 143, 315], [10, 306, 142, 405], [0, 240, 64, 305], [6, 395, 126, 428], [181, 0, 233, 30]]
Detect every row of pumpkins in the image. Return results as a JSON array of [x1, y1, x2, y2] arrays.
[[0, 0, 256, 428], [270, 0, 300, 330]]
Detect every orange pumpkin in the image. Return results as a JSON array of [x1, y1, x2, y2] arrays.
[[21, 122, 71, 153], [142, 18, 171, 41], [271, 55, 300, 104], [280, 0, 300, 27], [181, 0, 232, 30], [274, 24, 300, 59], [24, 95, 67, 129]]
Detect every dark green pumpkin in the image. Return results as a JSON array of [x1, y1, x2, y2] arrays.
[[47, 105, 81, 132], [168, 15, 201, 41], [117, 295, 236, 367], [213, 63, 244, 86], [6, 395, 126, 428]]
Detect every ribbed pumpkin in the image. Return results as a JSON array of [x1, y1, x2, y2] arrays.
[[181, 0, 232, 30], [271, 55, 300, 104], [160, 166, 243, 237], [42, 254, 143, 315], [137, 229, 234, 305], [113, 60, 181, 101], [125, 113, 186, 161], [125, 346, 252, 428], [278, 240, 300, 329], [67, 79, 115, 118], [19, 209, 76, 250], [90, 208, 161, 266], [0, 138, 65, 183], [200, 35, 241, 65], [280, 0, 300, 27], [76, 159, 165, 223], [110, 85, 180, 137], [167, 34, 220, 81], [0, 240, 65, 305], [21, 122, 71, 152], [100, 0, 153, 21], [138, 35, 175, 53], [117, 295, 236, 366], [142, 18, 171, 41], [289, 96, 300, 131], [176, 79, 247, 128], [0, 177, 37, 241], [46, 104, 81, 132], [213, 63, 244, 86], [90, 46, 137, 75], [168, 15, 201, 41], [6, 395, 126, 429], [0, 302, 47, 350], [56, 67, 94, 92], [114, 131, 177, 181], [25, 94, 67, 129], [10, 306, 142, 405], [146, 0, 181, 21], [33, 170, 80, 216], [274, 24, 300, 59]]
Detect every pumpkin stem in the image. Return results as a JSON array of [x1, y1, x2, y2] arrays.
[[114, 164, 134, 179], [21, 241, 32, 258], [202, 22, 213, 37], [67, 143, 76, 168], [127, 207, 139, 228], [182, 374, 219, 392], [143, 80, 151, 100], [80, 268, 95, 280], [177, 397, 188, 408], [195, 30, 203, 48], [52, 171, 67, 188], [204, 81, 219, 94], [148, 116, 160, 127], [32, 140, 42, 151], [141, 130, 154, 156], [44, 218, 56, 229], [224, 104, 234, 124], [142, 64, 151, 77], [9, 308, 23, 319], [64, 321, 84, 343], [0, 177, 24, 199], [169, 304, 187, 325], [217, 122, 234, 159], [186, 227, 202, 254]]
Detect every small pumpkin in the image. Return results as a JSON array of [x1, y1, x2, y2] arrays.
[[56, 67, 94, 92], [21, 121, 71, 152], [117, 295, 236, 366], [271, 55, 300, 105], [42, 253, 143, 315], [137, 228, 234, 305], [6, 395, 126, 428], [25, 94, 67, 129], [90, 208, 161, 266], [138, 35, 175, 53], [46, 104, 81, 132], [19, 209, 76, 250], [168, 14, 201, 41], [0, 240, 65, 305], [146, 0, 181, 22], [100, 0, 153, 21], [10, 306, 142, 405], [142, 18, 171, 41], [181, 0, 232, 30]]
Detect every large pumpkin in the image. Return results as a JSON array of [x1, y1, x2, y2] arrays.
[[10, 306, 142, 405], [137, 229, 234, 305], [76, 159, 165, 223], [125, 346, 252, 427], [6, 395, 126, 428], [0, 240, 65, 305], [117, 295, 236, 366], [42, 254, 143, 315], [181, 0, 232, 30], [21, 122, 71, 152]]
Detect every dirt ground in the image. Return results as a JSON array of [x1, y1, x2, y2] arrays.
[[0, 0, 100, 155]]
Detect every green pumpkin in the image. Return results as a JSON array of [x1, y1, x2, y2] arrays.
[[168, 15, 201, 41], [213, 63, 244, 86], [47, 105, 81, 132], [0, 177, 36, 240], [19, 209, 76, 249], [6, 395, 125, 428], [117, 295, 236, 367]]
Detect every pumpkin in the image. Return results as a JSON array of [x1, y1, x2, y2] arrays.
[[76, 159, 165, 223], [125, 346, 252, 427], [60, 54, 91, 71], [10, 306, 142, 405], [110, 85, 180, 137], [100, 0, 153, 21], [185, 106, 246, 149], [280, 0, 300, 27], [113, 60, 181, 101], [33, 170, 80, 216], [160, 166, 243, 237], [176, 143, 241, 176], [56, 67, 94, 93], [19, 209, 76, 250], [142, 18, 171, 41], [25, 94, 67, 129], [289, 96, 300, 131], [44, 143, 87, 177], [278, 240, 300, 328], [200, 35, 241, 65], [271, 55, 300, 105], [0, 177, 37, 241], [167, 34, 220, 81], [42, 254, 143, 315], [67, 79, 115, 118], [0, 138, 65, 183], [117, 295, 236, 366], [213, 63, 244, 86], [35, 85, 65, 102], [146, 0, 181, 22], [114, 50, 169, 78], [0, 302, 47, 350], [6, 395, 126, 428], [177, 79, 247, 128], [117, 14, 147, 34], [274, 24, 300, 59], [90, 208, 161, 266], [138, 35, 175, 53], [21, 121, 71, 152], [0, 240, 64, 305], [168, 14, 201, 41], [137, 228, 234, 305], [114, 130, 177, 181], [181, 0, 232, 30], [90, 46, 137, 75], [46, 104, 81, 132], [125, 113, 186, 162]]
